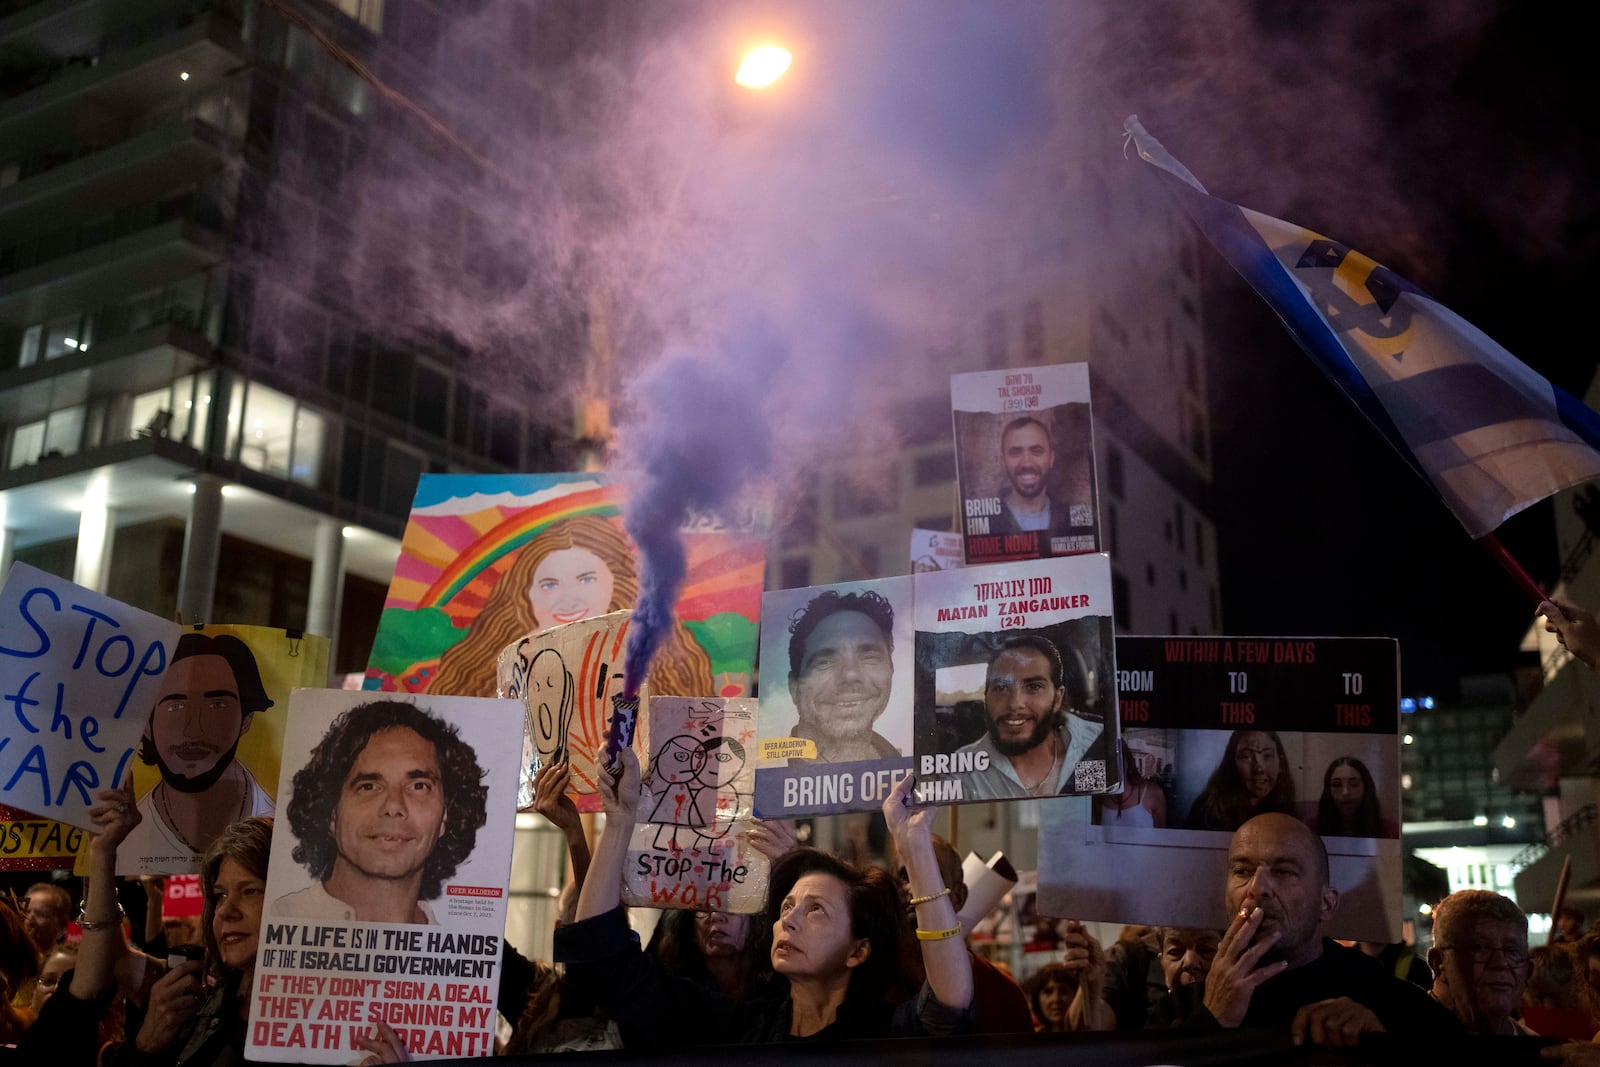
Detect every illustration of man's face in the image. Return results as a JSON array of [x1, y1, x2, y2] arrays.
[[331, 726, 447, 884], [146, 654, 252, 792], [1002, 422, 1055, 501], [788, 609, 894, 741], [984, 646, 1064, 757]]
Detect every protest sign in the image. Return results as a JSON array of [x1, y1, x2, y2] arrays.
[[952, 363, 1100, 565], [753, 577, 916, 817], [164, 872, 203, 919], [0, 802, 83, 870], [249, 688, 522, 1062], [910, 529, 964, 573], [911, 554, 1119, 807], [1037, 636, 1402, 941], [364, 473, 763, 703], [622, 696, 768, 913], [495, 610, 641, 812], [0, 563, 180, 829], [118, 625, 329, 876]]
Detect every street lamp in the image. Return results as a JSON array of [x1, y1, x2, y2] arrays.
[[736, 45, 792, 89]]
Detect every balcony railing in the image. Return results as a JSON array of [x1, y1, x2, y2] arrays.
[[0, 186, 226, 279], [0, 1, 243, 101], [1, 93, 232, 188], [1512, 802, 1597, 870]]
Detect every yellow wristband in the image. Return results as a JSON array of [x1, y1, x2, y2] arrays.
[[915, 924, 963, 941], [909, 887, 951, 907]]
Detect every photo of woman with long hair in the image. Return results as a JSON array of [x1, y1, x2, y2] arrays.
[[430, 515, 713, 698], [1183, 729, 1296, 832], [1307, 755, 1397, 838]]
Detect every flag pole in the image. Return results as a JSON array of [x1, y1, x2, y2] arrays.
[[1478, 532, 1547, 607]]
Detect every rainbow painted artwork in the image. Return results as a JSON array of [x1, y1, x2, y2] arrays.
[[364, 473, 766, 702]]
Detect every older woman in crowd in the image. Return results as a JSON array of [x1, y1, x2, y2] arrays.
[[1427, 890, 1532, 1036]]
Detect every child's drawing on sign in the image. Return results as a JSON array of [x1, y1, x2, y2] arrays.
[[644, 733, 749, 851], [624, 697, 767, 913]]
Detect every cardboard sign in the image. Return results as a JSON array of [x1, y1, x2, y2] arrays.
[[495, 610, 642, 813], [0, 563, 181, 828], [119, 625, 329, 876], [911, 555, 1120, 807], [753, 578, 916, 817], [363, 474, 763, 702], [1037, 636, 1402, 942], [0, 802, 84, 870], [250, 688, 522, 1062], [622, 697, 768, 913], [952, 363, 1100, 565], [910, 529, 964, 573]]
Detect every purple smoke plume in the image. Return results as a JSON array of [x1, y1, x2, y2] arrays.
[[619, 321, 784, 698]]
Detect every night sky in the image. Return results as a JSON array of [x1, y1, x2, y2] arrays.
[[1101, 3, 1600, 698]]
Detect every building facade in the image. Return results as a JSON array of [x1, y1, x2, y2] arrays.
[[0, 0, 568, 673]]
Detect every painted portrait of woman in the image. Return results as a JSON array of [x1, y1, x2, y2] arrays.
[[430, 515, 713, 698]]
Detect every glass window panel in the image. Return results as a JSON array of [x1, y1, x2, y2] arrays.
[[238, 384, 296, 477], [18, 324, 41, 367], [130, 387, 172, 440], [225, 379, 246, 460], [9, 421, 44, 468], [43, 312, 83, 360], [291, 406, 327, 487], [175, 372, 214, 451], [43, 406, 84, 457]]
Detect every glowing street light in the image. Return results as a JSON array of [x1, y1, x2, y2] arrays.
[[736, 45, 792, 89]]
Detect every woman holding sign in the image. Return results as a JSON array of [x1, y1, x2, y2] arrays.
[[559, 753, 974, 1042]]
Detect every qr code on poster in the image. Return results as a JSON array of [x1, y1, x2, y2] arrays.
[[1072, 760, 1107, 792], [1069, 503, 1093, 526]]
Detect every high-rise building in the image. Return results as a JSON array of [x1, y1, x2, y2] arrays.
[[769, 128, 1223, 866], [0, 0, 564, 673]]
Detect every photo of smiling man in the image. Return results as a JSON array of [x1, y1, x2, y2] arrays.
[[753, 577, 916, 817], [249, 688, 523, 1063], [272, 699, 492, 925]]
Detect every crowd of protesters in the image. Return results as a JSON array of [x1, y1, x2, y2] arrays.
[[8, 766, 1600, 1064], [5, 586, 1600, 1062]]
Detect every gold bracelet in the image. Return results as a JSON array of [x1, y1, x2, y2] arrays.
[[915, 923, 963, 941], [908, 887, 951, 906]]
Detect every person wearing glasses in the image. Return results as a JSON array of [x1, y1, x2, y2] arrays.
[[1426, 890, 1534, 1035]]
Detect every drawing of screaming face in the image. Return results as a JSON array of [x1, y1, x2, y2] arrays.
[[529, 647, 576, 770]]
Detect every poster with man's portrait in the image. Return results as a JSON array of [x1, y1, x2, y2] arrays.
[[1036, 636, 1403, 942], [249, 688, 522, 1062], [911, 554, 1120, 808], [119, 625, 329, 876], [951, 363, 1099, 565], [753, 577, 916, 817]]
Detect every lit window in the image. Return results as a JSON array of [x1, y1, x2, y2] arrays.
[[236, 384, 296, 477], [292, 407, 328, 487], [8, 421, 45, 468]]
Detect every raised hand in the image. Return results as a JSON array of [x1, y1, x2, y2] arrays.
[[533, 760, 582, 834]]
